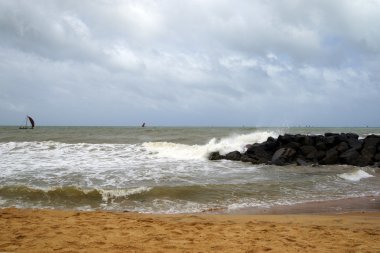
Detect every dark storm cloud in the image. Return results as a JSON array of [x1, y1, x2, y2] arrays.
[[0, 0, 379, 126]]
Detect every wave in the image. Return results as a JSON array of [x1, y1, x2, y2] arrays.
[[0, 185, 102, 207], [338, 170, 375, 182], [1, 130, 279, 161], [142, 130, 280, 160], [0, 184, 235, 205]]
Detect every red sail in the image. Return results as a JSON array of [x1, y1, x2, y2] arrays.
[[27, 116, 35, 128]]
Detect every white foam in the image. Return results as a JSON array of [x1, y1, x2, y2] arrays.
[[338, 170, 374, 182], [100, 187, 152, 202], [143, 131, 279, 160]]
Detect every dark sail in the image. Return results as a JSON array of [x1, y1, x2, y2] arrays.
[[27, 116, 35, 128]]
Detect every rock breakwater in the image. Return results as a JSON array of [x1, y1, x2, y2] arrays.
[[209, 133, 380, 167]]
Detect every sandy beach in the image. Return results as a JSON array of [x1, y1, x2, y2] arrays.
[[0, 208, 379, 253]]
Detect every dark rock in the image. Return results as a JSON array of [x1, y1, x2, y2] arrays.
[[320, 148, 338, 164], [300, 145, 319, 162], [300, 145, 317, 156], [352, 155, 372, 167], [296, 158, 308, 166], [336, 134, 348, 143], [315, 141, 327, 151], [245, 143, 273, 163], [240, 154, 256, 163], [263, 141, 279, 152], [364, 134, 380, 143], [208, 151, 224, 160], [361, 135, 380, 159], [374, 153, 380, 162], [271, 148, 297, 165], [283, 142, 301, 150], [340, 149, 360, 165], [325, 135, 339, 147], [303, 135, 314, 146], [346, 133, 359, 140], [315, 150, 326, 161], [305, 151, 317, 161], [361, 148, 375, 161], [347, 138, 363, 150], [209, 133, 380, 167], [225, 151, 242, 161], [336, 142, 349, 153], [294, 135, 311, 145], [277, 134, 297, 145]]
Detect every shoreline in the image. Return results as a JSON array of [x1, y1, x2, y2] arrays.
[[1, 208, 379, 252], [221, 195, 380, 215]]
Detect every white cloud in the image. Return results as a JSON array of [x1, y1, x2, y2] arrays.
[[0, 0, 379, 126]]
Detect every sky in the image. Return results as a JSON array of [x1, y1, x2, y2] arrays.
[[1, 0, 380, 127]]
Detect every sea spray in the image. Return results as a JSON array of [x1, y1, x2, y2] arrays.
[[142, 130, 279, 160]]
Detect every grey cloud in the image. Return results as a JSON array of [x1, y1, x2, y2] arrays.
[[0, 0, 379, 126]]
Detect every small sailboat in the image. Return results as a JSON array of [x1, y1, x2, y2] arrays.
[[19, 115, 35, 129]]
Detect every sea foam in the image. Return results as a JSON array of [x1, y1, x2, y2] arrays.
[[338, 170, 374, 182], [142, 130, 279, 160]]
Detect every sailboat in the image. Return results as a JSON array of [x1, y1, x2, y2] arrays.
[[19, 115, 35, 129]]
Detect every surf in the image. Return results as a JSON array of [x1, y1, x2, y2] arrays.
[[142, 130, 280, 160]]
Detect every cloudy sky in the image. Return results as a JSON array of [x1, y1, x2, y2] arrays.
[[1, 0, 380, 126]]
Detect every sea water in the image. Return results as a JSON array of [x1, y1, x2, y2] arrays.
[[0, 126, 379, 213]]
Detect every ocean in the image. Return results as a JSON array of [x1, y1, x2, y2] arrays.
[[1, 126, 379, 214]]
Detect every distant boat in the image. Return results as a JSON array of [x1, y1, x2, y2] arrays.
[[141, 122, 145, 127], [19, 115, 35, 129]]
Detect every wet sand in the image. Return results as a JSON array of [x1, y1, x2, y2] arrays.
[[1, 208, 379, 252]]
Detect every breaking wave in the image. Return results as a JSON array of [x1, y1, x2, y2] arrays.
[[338, 170, 374, 182], [142, 130, 279, 160]]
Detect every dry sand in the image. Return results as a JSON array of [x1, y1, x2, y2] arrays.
[[0, 208, 379, 253]]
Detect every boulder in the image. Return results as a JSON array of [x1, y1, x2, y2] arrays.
[[283, 142, 301, 150], [336, 142, 349, 153], [245, 143, 273, 163], [208, 133, 380, 167], [315, 141, 327, 151], [340, 149, 360, 165], [320, 148, 338, 164], [271, 148, 297, 165], [361, 135, 380, 159], [240, 154, 257, 163], [294, 135, 313, 146], [296, 158, 308, 166], [346, 133, 359, 140], [277, 134, 297, 145], [225, 151, 242, 161], [315, 150, 326, 161], [374, 153, 380, 162], [325, 135, 339, 147], [300, 145, 317, 156], [352, 155, 372, 167], [208, 151, 224, 160], [347, 138, 363, 150]]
